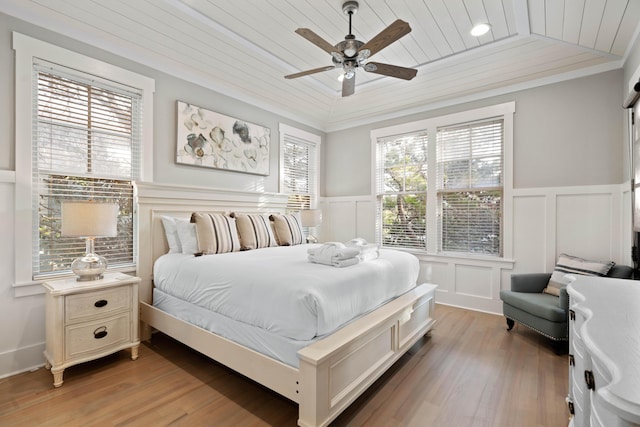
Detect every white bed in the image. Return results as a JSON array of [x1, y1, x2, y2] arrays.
[[135, 183, 437, 427]]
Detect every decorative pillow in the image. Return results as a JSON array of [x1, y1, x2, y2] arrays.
[[543, 253, 615, 296], [176, 220, 198, 255], [161, 216, 190, 253], [191, 212, 241, 254], [231, 213, 278, 250], [269, 213, 304, 246]]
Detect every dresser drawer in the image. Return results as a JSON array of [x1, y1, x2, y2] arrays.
[[65, 286, 131, 323], [65, 313, 131, 360]]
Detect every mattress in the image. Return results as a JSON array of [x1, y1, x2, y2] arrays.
[[153, 288, 315, 367], [153, 244, 419, 341]]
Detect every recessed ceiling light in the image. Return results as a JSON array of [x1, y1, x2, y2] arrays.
[[470, 23, 491, 37]]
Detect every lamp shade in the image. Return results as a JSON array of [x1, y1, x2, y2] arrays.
[[300, 209, 322, 227], [61, 202, 118, 237]]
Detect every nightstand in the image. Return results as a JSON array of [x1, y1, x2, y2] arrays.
[[43, 272, 140, 387]]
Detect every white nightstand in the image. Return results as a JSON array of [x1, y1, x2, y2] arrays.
[[43, 272, 140, 387]]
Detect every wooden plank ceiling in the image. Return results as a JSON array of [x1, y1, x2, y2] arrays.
[[2, 0, 639, 131]]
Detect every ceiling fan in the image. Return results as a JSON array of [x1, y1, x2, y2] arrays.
[[284, 0, 417, 97]]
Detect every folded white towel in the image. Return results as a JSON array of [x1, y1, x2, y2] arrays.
[[308, 254, 359, 268], [345, 237, 369, 247], [358, 247, 379, 262], [307, 238, 379, 266], [307, 242, 360, 262], [345, 238, 380, 262]]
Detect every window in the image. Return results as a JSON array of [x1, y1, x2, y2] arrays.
[[32, 64, 141, 278], [13, 32, 154, 288], [373, 103, 514, 257], [437, 120, 503, 255], [376, 132, 428, 250], [279, 123, 320, 212]]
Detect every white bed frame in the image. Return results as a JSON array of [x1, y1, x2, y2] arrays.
[[135, 183, 437, 427]]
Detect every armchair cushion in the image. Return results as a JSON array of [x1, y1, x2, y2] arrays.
[[499, 291, 566, 322]]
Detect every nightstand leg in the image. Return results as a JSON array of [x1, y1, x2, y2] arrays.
[[52, 368, 64, 387], [131, 345, 139, 361]]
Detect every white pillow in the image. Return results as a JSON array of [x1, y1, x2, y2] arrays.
[[176, 220, 198, 255], [161, 216, 187, 253]]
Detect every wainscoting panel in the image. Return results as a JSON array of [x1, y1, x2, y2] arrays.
[[318, 197, 375, 243], [321, 183, 631, 315], [455, 265, 493, 298], [512, 195, 548, 273], [556, 193, 615, 261]]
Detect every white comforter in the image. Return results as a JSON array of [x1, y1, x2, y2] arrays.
[[153, 244, 419, 341]]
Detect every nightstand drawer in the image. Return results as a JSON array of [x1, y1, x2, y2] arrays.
[[65, 313, 131, 360], [65, 286, 131, 323]]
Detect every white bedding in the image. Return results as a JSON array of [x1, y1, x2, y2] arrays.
[[153, 244, 419, 341], [153, 288, 315, 367]]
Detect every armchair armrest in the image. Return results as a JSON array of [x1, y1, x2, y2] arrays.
[[559, 287, 569, 312], [510, 273, 552, 293]]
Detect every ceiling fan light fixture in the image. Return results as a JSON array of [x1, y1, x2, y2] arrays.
[[470, 23, 491, 37], [344, 64, 356, 79], [344, 39, 358, 57]]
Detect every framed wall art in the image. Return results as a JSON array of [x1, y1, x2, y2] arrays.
[[176, 101, 270, 175]]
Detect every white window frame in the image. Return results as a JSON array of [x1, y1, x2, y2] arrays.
[[278, 123, 321, 210], [371, 102, 515, 259], [13, 32, 155, 290]]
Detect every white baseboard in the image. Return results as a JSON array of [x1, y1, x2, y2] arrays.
[[0, 342, 45, 380]]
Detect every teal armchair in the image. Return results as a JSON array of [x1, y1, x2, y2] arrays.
[[500, 265, 633, 345]]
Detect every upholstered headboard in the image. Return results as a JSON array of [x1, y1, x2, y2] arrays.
[[135, 182, 289, 307]]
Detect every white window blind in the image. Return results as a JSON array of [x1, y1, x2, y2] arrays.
[[281, 133, 317, 212], [436, 119, 503, 255], [376, 131, 428, 250], [32, 61, 141, 279]]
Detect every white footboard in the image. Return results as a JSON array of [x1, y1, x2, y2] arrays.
[[297, 283, 437, 427]]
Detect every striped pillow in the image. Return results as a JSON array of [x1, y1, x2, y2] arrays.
[[269, 213, 304, 246], [232, 213, 278, 250], [543, 253, 614, 296], [191, 212, 240, 254]]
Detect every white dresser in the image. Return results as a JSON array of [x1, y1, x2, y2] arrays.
[[567, 276, 640, 427], [43, 272, 140, 387]]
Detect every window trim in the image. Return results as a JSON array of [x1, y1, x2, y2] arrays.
[[370, 102, 515, 259], [13, 32, 155, 288]]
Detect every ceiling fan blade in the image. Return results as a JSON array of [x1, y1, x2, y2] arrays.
[[295, 28, 339, 55], [364, 62, 417, 80], [358, 19, 411, 57], [342, 75, 355, 97], [285, 65, 336, 79]]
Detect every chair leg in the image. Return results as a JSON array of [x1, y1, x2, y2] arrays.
[[552, 340, 569, 355], [506, 318, 515, 331]]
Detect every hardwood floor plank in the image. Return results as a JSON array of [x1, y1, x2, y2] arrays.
[[0, 305, 568, 426]]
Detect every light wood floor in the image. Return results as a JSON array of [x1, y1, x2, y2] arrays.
[[0, 305, 569, 426]]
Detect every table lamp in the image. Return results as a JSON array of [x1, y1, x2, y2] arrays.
[[300, 209, 322, 243], [61, 201, 118, 281]]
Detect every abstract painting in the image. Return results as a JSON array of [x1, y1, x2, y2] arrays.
[[176, 101, 270, 175]]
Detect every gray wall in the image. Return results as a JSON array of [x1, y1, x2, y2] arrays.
[[324, 69, 626, 196]]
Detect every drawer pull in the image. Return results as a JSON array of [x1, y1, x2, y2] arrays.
[[584, 370, 596, 390], [569, 309, 575, 321], [94, 299, 108, 308], [93, 326, 108, 339]]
